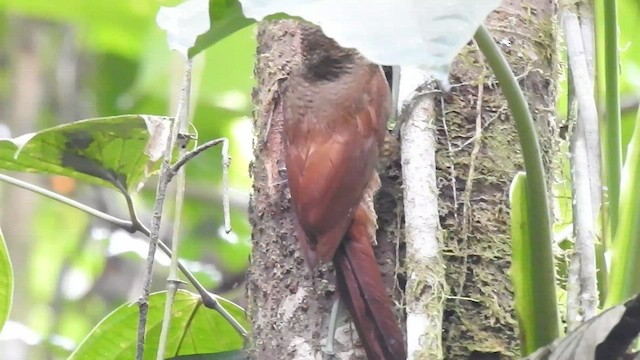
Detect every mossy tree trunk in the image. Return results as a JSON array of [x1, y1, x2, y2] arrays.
[[438, 1, 559, 358], [247, 21, 404, 359], [247, 0, 559, 358]]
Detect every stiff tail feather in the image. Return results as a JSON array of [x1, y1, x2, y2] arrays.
[[333, 225, 406, 360]]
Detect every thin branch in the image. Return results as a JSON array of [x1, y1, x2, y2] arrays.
[[169, 137, 232, 234], [0, 168, 248, 339], [0, 173, 132, 230], [169, 138, 226, 177], [563, 9, 602, 215], [156, 51, 199, 360], [136, 59, 193, 360], [221, 138, 231, 233], [123, 190, 146, 232], [398, 68, 445, 360], [562, 7, 600, 326], [157, 54, 193, 360], [136, 222, 247, 336]]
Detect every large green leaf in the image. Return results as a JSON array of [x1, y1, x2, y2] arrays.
[[189, 0, 255, 58], [166, 351, 245, 360], [0, 227, 12, 332], [0, 115, 170, 193], [156, 0, 254, 58], [68, 290, 247, 359]]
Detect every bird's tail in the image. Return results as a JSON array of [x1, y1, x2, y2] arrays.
[[333, 206, 406, 360]]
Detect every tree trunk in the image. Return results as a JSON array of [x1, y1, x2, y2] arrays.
[[438, 1, 559, 358], [247, 20, 404, 359], [248, 0, 559, 358]]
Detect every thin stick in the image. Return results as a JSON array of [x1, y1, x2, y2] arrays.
[[562, 8, 599, 326], [398, 70, 444, 359], [169, 138, 231, 233], [136, 60, 193, 360], [0, 169, 248, 338], [169, 138, 226, 177], [157, 53, 193, 359], [0, 173, 132, 229], [221, 138, 231, 233]]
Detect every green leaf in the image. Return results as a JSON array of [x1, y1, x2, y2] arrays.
[[188, 0, 255, 58], [0, 115, 171, 193], [606, 108, 640, 308], [510, 172, 536, 355], [510, 173, 560, 355], [156, 0, 255, 58], [0, 227, 12, 332], [166, 351, 246, 360], [68, 290, 248, 360]]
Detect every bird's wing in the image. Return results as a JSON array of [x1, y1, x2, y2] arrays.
[[283, 68, 389, 263]]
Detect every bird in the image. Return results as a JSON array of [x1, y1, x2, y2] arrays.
[[282, 22, 407, 360]]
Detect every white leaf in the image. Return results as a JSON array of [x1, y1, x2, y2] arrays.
[[156, 0, 211, 58], [239, 0, 501, 84]]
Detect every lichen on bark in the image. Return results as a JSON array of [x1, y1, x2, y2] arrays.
[[438, 1, 560, 358]]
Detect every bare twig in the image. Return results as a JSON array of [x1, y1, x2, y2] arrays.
[[398, 68, 445, 360], [170, 138, 226, 176], [155, 57, 193, 360], [221, 139, 231, 233], [0, 161, 248, 340], [136, 59, 192, 360], [135, 223, 247, 337], [0, 173, 132, 230], [169, 138, 232, 234], [562, 7, 600, 326]]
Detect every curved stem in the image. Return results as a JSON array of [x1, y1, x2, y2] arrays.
[[170, 138, 225, 177], [474, 25, 559, 347]]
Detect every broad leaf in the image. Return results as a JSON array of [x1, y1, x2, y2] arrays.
[[166, 351, 245, 359], [0, 115, 170, 194], [524, 292, 640, 360], [239, 0, 501, 83], [68, 290, 247, 360], [157, 0, 254, 58], [0, 228, 12, 332], [157, 0, 212, 57], [190, 0, 255, 58]]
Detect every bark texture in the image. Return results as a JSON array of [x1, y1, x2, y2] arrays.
[[438, 1, 559, 358], [247, 21, 404, 359]]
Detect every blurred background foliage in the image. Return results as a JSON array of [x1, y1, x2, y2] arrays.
[[0, 1, 254, 358], [0, 0, 638, 359]]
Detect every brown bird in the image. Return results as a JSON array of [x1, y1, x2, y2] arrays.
[[282, 23, 406, 360]]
